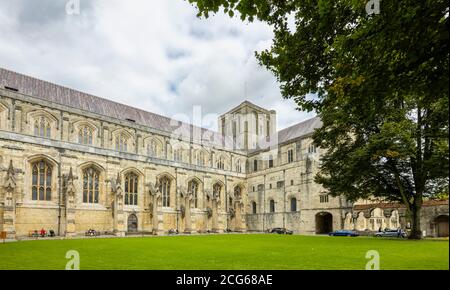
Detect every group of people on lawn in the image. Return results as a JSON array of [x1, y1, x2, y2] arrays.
[[29, 228, 55, 238]]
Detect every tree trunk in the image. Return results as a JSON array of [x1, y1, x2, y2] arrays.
[[408, 197, 423, 239]]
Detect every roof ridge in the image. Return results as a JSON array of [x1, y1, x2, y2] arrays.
[[278, 115, 320, 133], [0, 67, 219, 135]]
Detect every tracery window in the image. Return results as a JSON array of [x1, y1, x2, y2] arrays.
[[31, 160, 52, 201], [83, 167, 100, 204], [78, 125, 93, 145], [217, 156, 225, 170], [115, 133, 129, 152], [34, 116, 51, 138], [235, 159, 242, 173], [147, 140, 159, 157], [125, 172, 138, 206], [174, 148, 183, 162], [159, 176, 171, 207]]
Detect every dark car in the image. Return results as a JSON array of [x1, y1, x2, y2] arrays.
[[269, 228, 293, 235], [374, 229, 407, 238], [328, 230, 360, 237]]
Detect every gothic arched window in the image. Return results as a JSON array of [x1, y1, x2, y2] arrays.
[[147, 140, 159, 157], [31, 160, 52, 201], [34, 116, 51, 138], [125, 172, 138, 206], [290, 197, 297, 212], [196, 151, 206, 166], [268, 155, 274, 168], [188, 179, 199, 208], [159, 176, 171, 207], [252, 201, 257, 214], [174, 148, 183, 162], [235, 159, 242, 173], [115, 133, 129, 152], [217, 156, 225, 170], [83, 167, 100, 203], [78, 125, 93, 145], [269, 199, 275, 213]]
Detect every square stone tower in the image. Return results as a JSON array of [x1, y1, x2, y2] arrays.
[[218, 101, 277, 151]]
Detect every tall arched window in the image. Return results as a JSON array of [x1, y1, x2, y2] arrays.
[[115, 133, 129, 152], [125, 172, 138, 206], [287, 149, 294, 163], [217, 156, 225, 170], [196, 151, 206, 166], [290, 197, 297, 212], [78, 125, 93, 145], [268, 155, 274, 168], [34, 116, 51, 138], [188, 179, 199, 208], [174, 148, 183, 162], [159, 176, 171, 207], [235, 159, 242, 173], [269, 199, 275, 213], [83, 167, 100, 203], [252, 201, 257, 214], [31, 160, 52, 201]]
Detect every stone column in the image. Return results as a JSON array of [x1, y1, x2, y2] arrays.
[[212, 193, 221, 232], [149, 182, 162, 235], [2, 160, 17, 239], [234, 199, 246, 232], [65, 167, 76, 237], [112, 173, 125, 236], [184, 193, 193, 233]]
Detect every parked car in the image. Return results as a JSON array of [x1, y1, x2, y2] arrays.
[[269, 228, 293, 235], [329, 230, 360, 237], [374, 229, 407, 238]]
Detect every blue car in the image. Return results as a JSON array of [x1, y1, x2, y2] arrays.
[[328, 230, 359, 237]]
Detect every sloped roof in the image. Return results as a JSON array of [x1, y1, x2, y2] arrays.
[[278, 116, 322, 143], [0, 67, 223, 145], [0, 67, 321, 148]]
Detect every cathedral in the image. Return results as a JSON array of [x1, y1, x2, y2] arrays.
[[0, 67, 448, 239]]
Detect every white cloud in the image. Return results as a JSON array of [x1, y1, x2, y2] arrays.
[[0, 0, 314, 131]]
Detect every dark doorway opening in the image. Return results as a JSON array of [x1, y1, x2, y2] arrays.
[[435, 215, 449, 237], [128, 214, 138, 232], [315, 212, 333, 234]]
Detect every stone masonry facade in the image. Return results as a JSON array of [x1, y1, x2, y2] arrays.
[[0, 68, 448, 239]]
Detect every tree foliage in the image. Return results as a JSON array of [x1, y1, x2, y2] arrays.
[[188, 0, 449, 239]]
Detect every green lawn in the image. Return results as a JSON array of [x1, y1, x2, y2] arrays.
[[0, 234, 448, 270]]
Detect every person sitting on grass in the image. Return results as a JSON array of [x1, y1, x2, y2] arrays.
[[40, 228, 46, 237]]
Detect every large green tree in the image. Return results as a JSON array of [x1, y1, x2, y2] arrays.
[[188, 0, 449, 239]]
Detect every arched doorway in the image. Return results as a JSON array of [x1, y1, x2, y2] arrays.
[[128, 214, 138, 232], [315, 212, 333, 234], [435, 215, 449, 237]]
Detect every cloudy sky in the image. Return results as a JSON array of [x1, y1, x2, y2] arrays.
[[0, 0, 315, 131]]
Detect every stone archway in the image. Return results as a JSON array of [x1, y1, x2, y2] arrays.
[[315, 212, 333, 234], [127, 214, 138, 233], [435, 215, 449, 237]]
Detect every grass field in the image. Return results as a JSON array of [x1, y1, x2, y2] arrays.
[[0, 234, 448, 270]]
